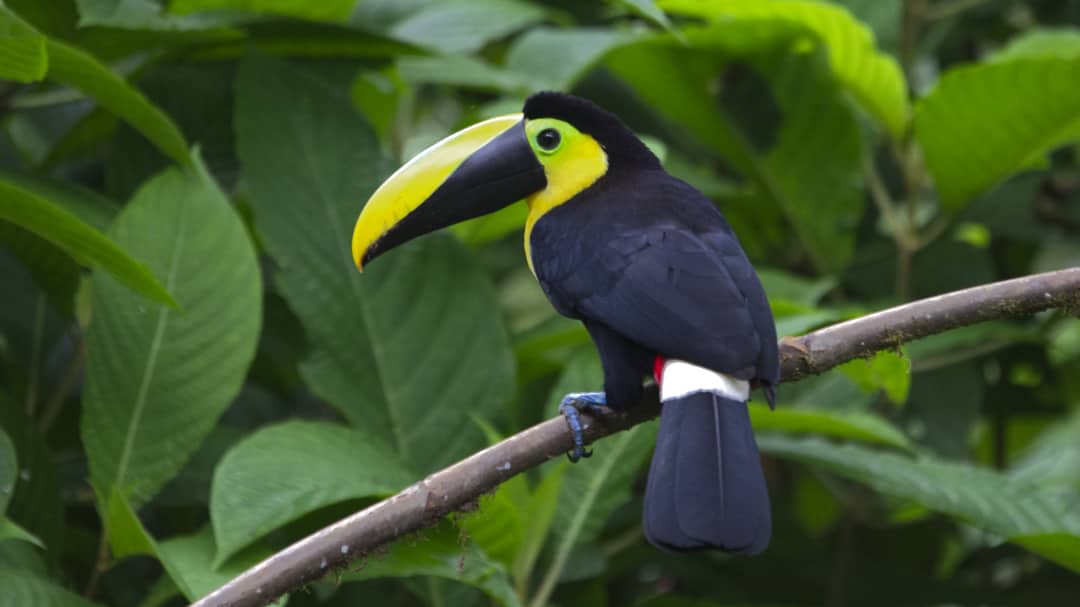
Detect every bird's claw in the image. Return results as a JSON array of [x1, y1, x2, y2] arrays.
[[559, 392, 607, 462]]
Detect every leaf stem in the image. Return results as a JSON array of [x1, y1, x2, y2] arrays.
[[83, 531, 110, 598]]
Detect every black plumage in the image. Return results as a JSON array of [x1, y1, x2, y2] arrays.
[[526, 93, 778, 553]]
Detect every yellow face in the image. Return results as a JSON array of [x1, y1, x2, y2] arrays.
[[522, 118, 609, 272]]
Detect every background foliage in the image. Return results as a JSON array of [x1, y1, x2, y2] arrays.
[[1, 0, 1079, 606]]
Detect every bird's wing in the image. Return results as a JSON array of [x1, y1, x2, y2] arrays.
[[558, 226, 764, 379]]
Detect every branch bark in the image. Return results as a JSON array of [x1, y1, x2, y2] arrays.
[[191, 268, 1080, 607]]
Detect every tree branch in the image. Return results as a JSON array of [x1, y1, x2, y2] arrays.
[[191, 268, 1080, 607]]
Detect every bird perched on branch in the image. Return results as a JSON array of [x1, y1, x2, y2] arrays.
[[351, 92, 778, 554]]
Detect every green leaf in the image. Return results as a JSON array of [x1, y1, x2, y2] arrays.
[[389, 0, 545, 54], [662, 0, 910, 138], [0, 537, 48, 576], [345, 522, 521, 607], [0, 517, 43, 547], [759, 435, 1080, 572], [91, 429, 278, 603], [0, 404, 65, 557], [81, 159, 261, 507], [461, 479, 527, 568], [752, 50, 864, 273], [837, 350, 911, 406], [74, 0, 247, 30], [235, 56, 514, 473], [210, 420, 413, 564], [0, 569, 104, 607], [185, 21, 415, 60], [1009, 408, 1080, 489], [914, 55, 1080, 210], [793, 474, 841, 536], [1013, 533, 1080, 572], [505, 27, 634, 90], [616, 0, 674, 32], [993, 28, 1080, 62], [605, 42, 747, 172], [0, 169, 119, 230], [102, 487, 156, 559], [751, 404, 912, 450], [170, 0, 358, 23], [0, 6, 47, 82], [350, 68, 403, 143], [0, 427, 14, 514], [397, 54, 528, 93], [157, 528, 284, 604], [0, 176, 174, 306], [45, 39, 189, 165], [757, 269, 836, 307]]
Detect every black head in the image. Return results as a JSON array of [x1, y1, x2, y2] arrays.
[[524, 92, 662, 171]]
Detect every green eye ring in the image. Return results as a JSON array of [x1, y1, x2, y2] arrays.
[[535, 128, 561, 153]]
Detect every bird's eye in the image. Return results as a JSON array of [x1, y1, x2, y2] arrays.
[[536, 128, 561, 152]]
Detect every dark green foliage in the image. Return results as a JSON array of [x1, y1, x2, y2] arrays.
[[0, 1, 1078, 606]]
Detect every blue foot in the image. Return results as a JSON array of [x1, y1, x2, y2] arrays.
[[558, 392, 607, 462]]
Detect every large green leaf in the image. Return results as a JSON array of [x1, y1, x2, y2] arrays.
[[81, 160, 261, 507], [993, 28, 1080, 62], [170, 0, 358, 22], [616, 0, 675, 33], [100, 492, 283, 605], [504, 27, 635, 90], [210, 420, 414, 564], [345, 522, 521, 607], [397, 54, 529, 93], [0, 570, 103, 607], [388, 0, 545, 54], [662, 0, 909, 138], [759, 435, 1080, 572], [0, 517, 42, 547], [74, 0, 246, 30], [751, 49, 863, 273], [158, 528, 285, 604], [915, 54, 1080, 210], [235, 56, 514, 473], [0, 6, 47, 82], [45, 39, 189, 165], [0, 176, 173, 306], [751, 404, 911, 450]]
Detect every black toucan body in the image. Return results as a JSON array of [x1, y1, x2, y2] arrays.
[[352, 92, 779, 554]]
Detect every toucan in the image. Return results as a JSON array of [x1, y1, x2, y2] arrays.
[[351, 92, 779, 554]]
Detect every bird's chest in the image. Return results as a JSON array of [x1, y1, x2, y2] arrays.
[[527, 200, 632, 318], [527, 215, 588, 318]]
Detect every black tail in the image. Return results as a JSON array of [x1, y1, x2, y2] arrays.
[[643, 392, 771, 553]]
